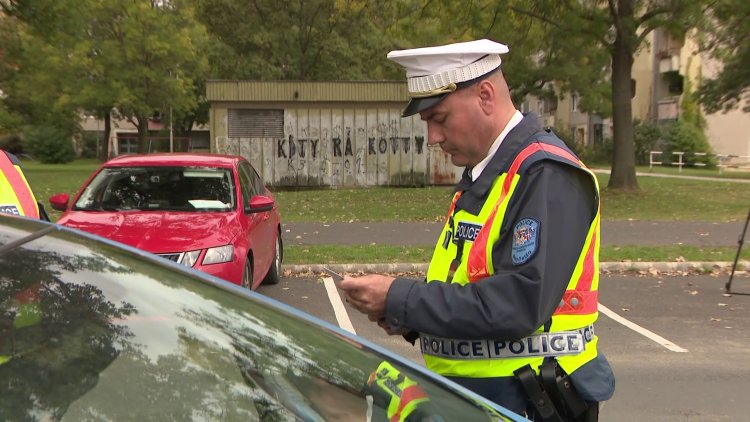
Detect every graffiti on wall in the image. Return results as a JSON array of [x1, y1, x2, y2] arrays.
[[276, 136, 319, 159], [219, 107, 456, 186]]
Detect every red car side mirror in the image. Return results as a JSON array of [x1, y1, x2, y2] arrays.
[[49, 193, 70, 211], [246, 195, 274, 214]]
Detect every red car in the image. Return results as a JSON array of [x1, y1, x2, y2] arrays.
[[49, 153, 282, 290]]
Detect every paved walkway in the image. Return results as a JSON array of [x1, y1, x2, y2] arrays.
[[591, 168, 750, 184], [283, 171, 750, 274], [282, 220, 749, 274]]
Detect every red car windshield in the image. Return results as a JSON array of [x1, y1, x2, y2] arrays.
[[73, 166, 236, 212]]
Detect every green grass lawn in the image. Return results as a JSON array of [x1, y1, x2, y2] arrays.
[[21, 159, 750, 264], [22, 159, 101, 221], [274, 172, 750, 223], [596, 173, 749, 221], [24, 159, 750, 223]]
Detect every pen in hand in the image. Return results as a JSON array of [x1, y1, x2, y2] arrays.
[[321, 267, 344, 283]]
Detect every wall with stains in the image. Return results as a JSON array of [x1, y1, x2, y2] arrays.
[[215, 107, 461, 187]]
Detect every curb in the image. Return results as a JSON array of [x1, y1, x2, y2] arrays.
[[285, 260, 750, 276]]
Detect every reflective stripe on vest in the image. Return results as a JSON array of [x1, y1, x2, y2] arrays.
[[367, 361, 430, 422], [422, 138, 602, 378], [421, 325, 595, 360], [0, 152, 40, 219], [468, 142, 584, 282]]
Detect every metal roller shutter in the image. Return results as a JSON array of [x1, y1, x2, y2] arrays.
[[228, 109, 283, 138]]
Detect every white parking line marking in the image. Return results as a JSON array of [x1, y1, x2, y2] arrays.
[[324, 276, 356, 334], [599, 303, 688, 353]]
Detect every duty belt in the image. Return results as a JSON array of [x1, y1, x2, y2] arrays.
[[420, 325, 595, 360]]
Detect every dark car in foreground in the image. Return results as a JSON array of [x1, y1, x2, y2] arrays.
[[0, 215, 526, 421], [49, 153, 282, 290]]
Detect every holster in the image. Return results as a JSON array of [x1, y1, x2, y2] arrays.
[[539, 360, 588, 420], [514, 365, 563, 422], [514, 361, 589, 421]]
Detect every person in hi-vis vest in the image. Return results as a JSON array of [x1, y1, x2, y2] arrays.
[[0, 149, 49, 221], [341, 40, 614, 421], [0, 149, 50, 368]]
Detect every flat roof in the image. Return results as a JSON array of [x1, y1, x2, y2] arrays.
[[206, 80, 409, 102]]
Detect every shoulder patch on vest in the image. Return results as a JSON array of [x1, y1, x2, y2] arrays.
[[511, 218, 539, 265]]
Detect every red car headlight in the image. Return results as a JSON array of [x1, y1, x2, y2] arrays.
[[202, 245, 234, 265], [180, 250, 202, 267]]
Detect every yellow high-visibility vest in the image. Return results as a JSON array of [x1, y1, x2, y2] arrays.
[[0, 151, 41, 219], [424, 139, 601, 378]]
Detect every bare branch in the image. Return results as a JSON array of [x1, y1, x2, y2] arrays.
[[636, 7, 671, 28], [508, 5, 562, 30]]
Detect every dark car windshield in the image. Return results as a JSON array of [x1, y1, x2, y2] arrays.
[[73, 166, 235, 212], [0, 217, 518, 421]]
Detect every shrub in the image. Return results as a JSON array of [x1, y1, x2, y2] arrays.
[[0, 133, 24, 155], [551, 126, 584, 156], [79, 131, 101, 158], [662, 120, 715, 168], [580, 137, 613, 166], [547, 126, 612, 166], [23, 125, 76, 164], [633, 120, 662, 166]]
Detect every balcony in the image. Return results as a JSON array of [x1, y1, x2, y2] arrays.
[[658, 52, 680, 73], [657, 98, 679, 121]]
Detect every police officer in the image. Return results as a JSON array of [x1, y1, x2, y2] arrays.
[[0, 149, 49, 220], [341, 39, 615, 420]]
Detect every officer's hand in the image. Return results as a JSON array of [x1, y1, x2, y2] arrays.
[[340, 274, 394, 320]]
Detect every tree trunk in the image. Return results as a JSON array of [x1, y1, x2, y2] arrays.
[[99, 110, 112, 162], [608, 3, 639, 191], [136, 116, 149, 154]]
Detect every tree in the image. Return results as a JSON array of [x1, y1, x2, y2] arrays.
[[507, 0, 708, 191], [0, 3, 84, 136], [698, 0, 750, 113], [194, 0, 396, 80], [381, 1, 612, 108], [83, 0, 209, 153], [1, 0, 210, 156]]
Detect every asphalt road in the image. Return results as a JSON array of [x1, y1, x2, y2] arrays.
[[258, 272, 750, 421]]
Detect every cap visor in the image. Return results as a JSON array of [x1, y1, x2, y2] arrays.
[[401, 94, 449, 117]]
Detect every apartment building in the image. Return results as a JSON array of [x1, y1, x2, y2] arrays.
[[529, 28, 750, 159], [80, 115, 210, 156]]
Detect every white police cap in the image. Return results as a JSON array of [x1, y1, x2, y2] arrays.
[[387, 39, 509, 117]]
